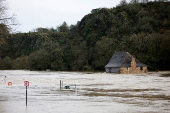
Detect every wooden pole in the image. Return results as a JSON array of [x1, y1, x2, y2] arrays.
[[26, 86, 27, 106]]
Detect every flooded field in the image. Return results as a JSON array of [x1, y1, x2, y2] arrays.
[[0, 70, 170, 113]]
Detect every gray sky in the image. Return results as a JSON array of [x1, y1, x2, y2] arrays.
[[7, 0, 123, 33]]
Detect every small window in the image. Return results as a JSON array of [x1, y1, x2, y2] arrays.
[[126, 67, 129, 71], [140, 67, 143, 70]]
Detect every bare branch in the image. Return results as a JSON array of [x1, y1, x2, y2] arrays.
[[0, 17, 13, 20]]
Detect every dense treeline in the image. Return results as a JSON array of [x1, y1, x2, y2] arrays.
[[0, 1, 170, 71]]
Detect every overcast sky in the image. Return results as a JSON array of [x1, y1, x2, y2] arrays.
[[7, 0, 124, 33]]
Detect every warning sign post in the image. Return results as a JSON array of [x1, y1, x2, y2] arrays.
[[24, 81, 29, 106], [24, 81, 29, 86]]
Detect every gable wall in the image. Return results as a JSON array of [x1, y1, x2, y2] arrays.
[[120, 58, 148, 74]]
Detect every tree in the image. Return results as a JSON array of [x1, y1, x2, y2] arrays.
[[0, 57, 2, 69], [0, 0, 17, 32], [57, 21, 69, 32], [67, 40, 88, 70], [1, 56, 13, 69], [28, 49, 51, 70], [0, 0, 17, 49], [119, 0, 128, 6], [0, 0, 9, 45], [0, 23, 9, 38], [91, 37, 118, 70], [12, 56, 29, 69], [51, 47, 67, 71], [130, 0, 139, 4], [1, 1, 170, 71]]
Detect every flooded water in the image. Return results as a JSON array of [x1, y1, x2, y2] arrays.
[[0, 70, 170, 113]]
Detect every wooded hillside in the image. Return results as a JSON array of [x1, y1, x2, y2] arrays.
[[0, 1, 170, 71]]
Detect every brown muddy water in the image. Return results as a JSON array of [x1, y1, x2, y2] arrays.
[[0, 70, 170, 113]]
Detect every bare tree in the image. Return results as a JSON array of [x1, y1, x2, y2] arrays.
[[0, 0, 17, 33], [0, 0, 18, 47]]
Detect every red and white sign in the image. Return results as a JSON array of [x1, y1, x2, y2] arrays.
[[24, 81, 29, 86], [8, 82, 12, 86]]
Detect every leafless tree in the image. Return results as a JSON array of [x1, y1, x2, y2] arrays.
[[0, 0, 18, 33], [0, 0, 18, 47]]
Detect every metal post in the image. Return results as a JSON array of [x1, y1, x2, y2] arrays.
[[26, 86, 27, 106], [75, 84, 77, 94], [62, 81, 63, 90], [60, 80, 61, 90]]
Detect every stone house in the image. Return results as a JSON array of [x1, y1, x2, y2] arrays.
[[105, 52, 148, 74]]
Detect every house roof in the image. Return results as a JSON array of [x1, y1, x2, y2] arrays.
[[105, 52, 147, 68]]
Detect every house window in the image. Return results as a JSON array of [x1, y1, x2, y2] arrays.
[[140, 67, 143, 70], [126, 67, 129, 71]]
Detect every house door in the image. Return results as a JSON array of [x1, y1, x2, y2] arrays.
[[109, 68, 111, 73]]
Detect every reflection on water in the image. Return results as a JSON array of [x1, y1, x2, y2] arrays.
[[0, 70, 170, 113]]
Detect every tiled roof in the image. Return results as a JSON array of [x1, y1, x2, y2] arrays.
[[105, 52, 147, 68]]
